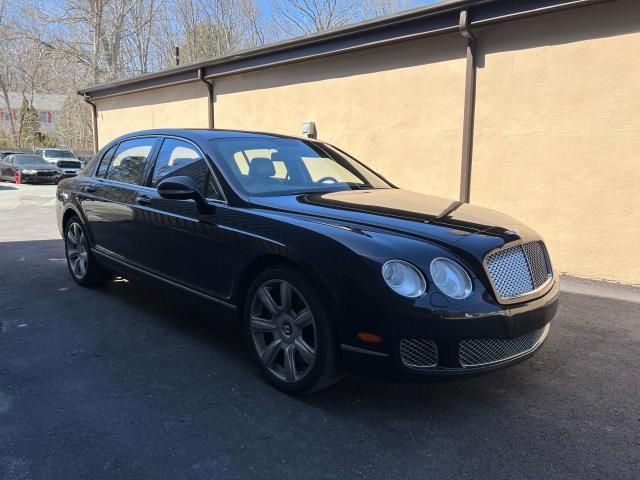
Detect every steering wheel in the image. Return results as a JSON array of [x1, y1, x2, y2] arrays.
[[316, 176, 339, 184]]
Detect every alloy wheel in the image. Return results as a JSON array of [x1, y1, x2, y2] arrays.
[[249, 279, 317, 383], [66, 222, 88, 280]]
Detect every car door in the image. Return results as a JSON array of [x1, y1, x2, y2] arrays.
[[80, 137, 158, 263], [132, 136, 232, 299]]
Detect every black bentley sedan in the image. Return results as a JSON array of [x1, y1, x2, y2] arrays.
[[56, 129, 558, 394], [1, 154, 64, 184]]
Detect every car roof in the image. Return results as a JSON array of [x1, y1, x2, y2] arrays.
[[112, 128, 315, 144]]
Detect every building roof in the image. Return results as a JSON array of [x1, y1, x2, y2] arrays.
[[78, 0, 611, 100], [0, 92, 67, 112]]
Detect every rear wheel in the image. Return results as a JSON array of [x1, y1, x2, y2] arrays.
[[244, 266, 341, 394], [64, 216, 110, 287]]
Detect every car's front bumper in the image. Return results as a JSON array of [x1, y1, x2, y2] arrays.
[[334, 277, 559, 381], [20, 173, 62, 183]]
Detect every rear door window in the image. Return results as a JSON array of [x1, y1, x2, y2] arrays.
[[105, 138, 156, 185], [95, 144, 118, 178]]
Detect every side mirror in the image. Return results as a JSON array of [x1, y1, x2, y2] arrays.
[[157, 176, 213, 214]]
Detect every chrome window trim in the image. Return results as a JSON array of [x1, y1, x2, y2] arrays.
[[482, 239, 555, 305]]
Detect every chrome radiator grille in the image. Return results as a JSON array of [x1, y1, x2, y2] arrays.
[[459, 324, 549, 368], [400, 339, 438, 368], [485, 241, 551, 300]]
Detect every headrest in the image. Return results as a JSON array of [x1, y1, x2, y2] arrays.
[[248, 157, 275, 178]]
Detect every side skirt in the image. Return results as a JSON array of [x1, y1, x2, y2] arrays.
[[92, 248, 237, 311]]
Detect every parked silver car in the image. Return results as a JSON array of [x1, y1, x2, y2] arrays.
[[35, 148, 83, 177]]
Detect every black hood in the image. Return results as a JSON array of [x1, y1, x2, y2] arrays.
[[250, 189, 538, 248]]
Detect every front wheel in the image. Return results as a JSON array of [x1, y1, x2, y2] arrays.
[[64, 216, 110, 287], [244, 266, 341, 394]]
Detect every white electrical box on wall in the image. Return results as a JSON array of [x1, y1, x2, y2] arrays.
[[301, 121, 316, 138]]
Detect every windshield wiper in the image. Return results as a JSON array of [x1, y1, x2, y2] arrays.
[[281, 189, 337, 196], [343, 183, 374, 190]]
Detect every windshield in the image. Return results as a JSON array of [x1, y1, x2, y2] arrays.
[[44, 149, 77, 159], [15, 155, 48, 165], [210, 137, 391, 196]]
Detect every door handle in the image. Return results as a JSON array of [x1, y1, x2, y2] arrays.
[[137, 194, 152, 206], [84, 185, 97, 193]]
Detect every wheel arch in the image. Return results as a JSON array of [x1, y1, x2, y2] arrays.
[[61, 207, 80, 231], [61, 205, 95, 247], [233, 254, 340, 327]]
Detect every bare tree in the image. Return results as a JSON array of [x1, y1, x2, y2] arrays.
[[243, 0, 270, 47], [0, 0, 20, 145], [122, 0, 163, 74], [171, 0, 267, 63], [272, 0, 362, 35], [366, 0, 415, 16], [0, 0, 423, 148]]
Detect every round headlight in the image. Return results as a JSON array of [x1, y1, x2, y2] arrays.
[[382, 260, 427, 298], [429, 258, 473, 299]]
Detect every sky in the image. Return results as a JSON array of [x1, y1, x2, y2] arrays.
[[33, 0, 441, 17], [255, 0, 441, 16], [24, 0, 442, 46]]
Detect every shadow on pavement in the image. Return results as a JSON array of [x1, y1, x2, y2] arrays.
[[1, 238, 639, 479]]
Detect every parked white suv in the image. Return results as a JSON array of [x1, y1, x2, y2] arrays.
[[35, 148, 83, 178]]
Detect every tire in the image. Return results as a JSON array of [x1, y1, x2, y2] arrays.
[[64, 216, 110, 287], [244, 266, 341, 395]]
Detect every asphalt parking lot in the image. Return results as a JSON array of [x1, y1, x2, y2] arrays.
[[1, 183, 639, 480]]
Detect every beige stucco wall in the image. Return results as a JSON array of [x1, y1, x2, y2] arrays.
[[472, 0, 640, 284], [95, 83, 209, 147], [214, 35, 467, 199], [91, 0, 640, 284]]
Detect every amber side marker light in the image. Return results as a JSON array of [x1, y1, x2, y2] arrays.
[[357, 332, 382, 343]]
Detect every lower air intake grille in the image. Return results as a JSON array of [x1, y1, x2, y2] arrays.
[[459, 324, 549, 368], [400, 339, 438, 368]]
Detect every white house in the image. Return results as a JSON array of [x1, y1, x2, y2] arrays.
[[0, 92, 67, 134]]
